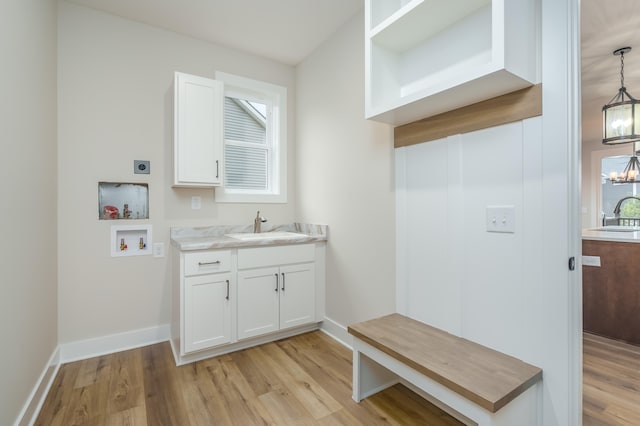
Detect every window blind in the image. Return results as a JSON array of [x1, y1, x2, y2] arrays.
[[224, 97, 269, 190]]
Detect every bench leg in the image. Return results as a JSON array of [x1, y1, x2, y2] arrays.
[[352, 340, 399, 402]]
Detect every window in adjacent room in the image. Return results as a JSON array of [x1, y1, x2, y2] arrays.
[[601, 155, 640, 222], [215, 72, 287, 203]]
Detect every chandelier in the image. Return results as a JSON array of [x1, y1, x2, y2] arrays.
[[603, 47, 640, 145], [609, 142, 640, 183]]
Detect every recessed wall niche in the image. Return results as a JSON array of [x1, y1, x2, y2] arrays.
[[98, 182, 149, 220]]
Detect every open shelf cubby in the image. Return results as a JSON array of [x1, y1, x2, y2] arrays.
[[365, 0, 539, 126]]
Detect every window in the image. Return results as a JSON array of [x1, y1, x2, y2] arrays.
[[214, 72, 287, 203], [601, 155, 640, 222], [591, 146, 640, 227]]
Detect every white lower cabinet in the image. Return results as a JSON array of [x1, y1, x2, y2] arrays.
[[183, 272, 232, 353], [177, 250, 233, 355], [237, 262, 315, 340], [171, 242, 323, 365], [279, 263, 316, 329]]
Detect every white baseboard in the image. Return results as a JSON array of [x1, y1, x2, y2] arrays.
[[59, 324, 170, 363], [320, 316, 352, 349], [14, 346, 60, 426]]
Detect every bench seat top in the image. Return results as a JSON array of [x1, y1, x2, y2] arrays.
[[348, 313, 542, 413]]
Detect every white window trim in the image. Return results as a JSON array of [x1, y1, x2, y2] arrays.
[[214, 71, 287, 204]]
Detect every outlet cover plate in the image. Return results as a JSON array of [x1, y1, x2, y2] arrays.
[[153, 242, 165, 258], [582, 255, 601, 267], [191, 196, 202, 210], [134, 160, 150, 174]]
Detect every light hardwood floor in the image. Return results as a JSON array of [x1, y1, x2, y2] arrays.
[[36, 331, 640, 425], [36, 331, 463, 425], [583, 333, 640, 425]]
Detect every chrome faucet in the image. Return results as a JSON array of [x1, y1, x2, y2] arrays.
[[613, 196, 640, 218], [254, 211, 267, 233]]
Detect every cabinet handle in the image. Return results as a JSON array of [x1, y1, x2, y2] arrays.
[[225, 279, 230, 300], [198, 260, 221, 266], [281, 273, 285, 291], [216, 160, 219, 179], [274, 273, 279, 292]]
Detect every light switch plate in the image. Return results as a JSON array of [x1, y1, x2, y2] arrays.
[[486, 205, 516, 233], [134, 160, 150, 174]]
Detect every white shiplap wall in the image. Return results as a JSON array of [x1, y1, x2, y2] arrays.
[[395, 115, 577, 425], [396, 119, 539, 349]]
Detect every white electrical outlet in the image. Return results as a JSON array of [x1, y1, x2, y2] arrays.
[[486, 205, 516, 233], [582, 255, 601, 267], [153, 242, 165, 258], [191, 196, 201, 210]]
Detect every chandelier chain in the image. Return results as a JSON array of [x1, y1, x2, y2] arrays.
[[621, 51, 626, 88]]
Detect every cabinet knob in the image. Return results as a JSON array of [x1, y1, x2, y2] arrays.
[[274, 273, 279, 292], [281, 273, 285, 291]]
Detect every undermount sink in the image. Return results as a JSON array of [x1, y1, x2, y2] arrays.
[[591, 226, 640, 232], [225, 231, 307, 241]]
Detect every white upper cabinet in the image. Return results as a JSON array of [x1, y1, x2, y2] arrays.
[[174, 72, 224, 187], [365, 0, 539, 125]]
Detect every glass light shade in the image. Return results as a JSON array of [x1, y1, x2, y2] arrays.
[[603, 89, 640, 145]]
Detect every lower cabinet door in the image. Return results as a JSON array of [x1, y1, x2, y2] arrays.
[[237, 267, 280, 339], [183, 273, 232, 354], [279, 263, 315, 330]]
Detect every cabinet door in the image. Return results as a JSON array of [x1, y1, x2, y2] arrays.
[[183, 273, 231, 354], [237, 267, 280, 340], [279, 263, 315, 330], [174, 72, 223, 187]]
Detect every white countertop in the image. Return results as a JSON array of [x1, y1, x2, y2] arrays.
[[582, 228, 640, 243], [171, 223, 328, 251]]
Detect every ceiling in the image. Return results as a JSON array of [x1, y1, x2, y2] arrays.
[[66, 0, 635, 144], [66, 0, 363, 66], [581, 0, 640, 145]]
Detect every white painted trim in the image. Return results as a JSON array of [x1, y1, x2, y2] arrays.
[[14, 346, 60, 426], [566, 0, 582, 423], [320, 316, 352, 349], [214, 71, 288, 204], [59, 324, 170, 363]]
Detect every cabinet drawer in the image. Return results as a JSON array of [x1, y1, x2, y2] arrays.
[[184, 250, 231, 276], [238, 244, 315, 269]]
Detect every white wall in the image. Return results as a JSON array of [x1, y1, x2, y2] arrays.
[[296, 13, 397, 331], [396, 0, 581, 424], [57, 2, 297, 345], [0, 0, 58, 424]]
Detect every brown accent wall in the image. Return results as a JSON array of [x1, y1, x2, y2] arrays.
[[583, 239, 640, 345]]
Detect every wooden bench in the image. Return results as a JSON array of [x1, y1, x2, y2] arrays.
[[348, 314, 542, 426]]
